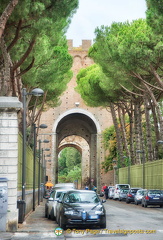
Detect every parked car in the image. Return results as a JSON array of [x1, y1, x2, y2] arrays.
[[54, 183, 76, 189], [119, 189, 129, 201], [108, 187, 115, 199], [126, 188, 141, 203], [56, 191, 68, 223], [113, 184, 130, 200], [45, 188, 72, 220], [99, 189, 104, 197], [134, 189, 147, 205], [141, 189, 163, 208], [57, 189, 106, 229]]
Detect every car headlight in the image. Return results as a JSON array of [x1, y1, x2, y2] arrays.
[[64, 210, 74, 215], [95, 205, 104, 215], [95, 210, 104, 215]]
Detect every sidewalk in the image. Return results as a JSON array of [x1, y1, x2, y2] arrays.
[[0, 200, 65, 240]]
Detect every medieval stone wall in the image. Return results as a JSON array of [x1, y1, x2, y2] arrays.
[[40, 40, 114, 186]]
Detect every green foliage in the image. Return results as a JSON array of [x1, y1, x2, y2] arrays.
[[58, 147, 81, 181], [90, 19, 162, 80], [101, 155, 114, 173], [102, 126, 116, 150], [146, 0, 163, 34], [66, 166, 81, 182], [76, 64, 113, 107], [101, 126, 117, 172], [77, 19, 163, 110], [0, 0, 79, 107]]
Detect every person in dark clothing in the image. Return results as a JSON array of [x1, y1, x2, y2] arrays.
[[102, 183, 108, 199]]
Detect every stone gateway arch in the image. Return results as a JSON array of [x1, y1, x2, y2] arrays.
[[40, 40, 113, 190], [52, 108, 102, 189]]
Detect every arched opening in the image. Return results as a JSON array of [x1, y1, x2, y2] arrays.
[[52, 109, 102, 189], [58, 136, 90, 189], [58, 146, 82, 188]]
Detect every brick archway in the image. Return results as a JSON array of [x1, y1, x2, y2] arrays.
[[58, 138, 89, 189], [52, 108, 102, 189], [40, 40, 114, 191]]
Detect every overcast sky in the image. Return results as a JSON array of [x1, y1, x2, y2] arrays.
[[66, 0, 147, 47]]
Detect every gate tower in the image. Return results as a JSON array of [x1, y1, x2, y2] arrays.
[[40, 40, 113, 189]]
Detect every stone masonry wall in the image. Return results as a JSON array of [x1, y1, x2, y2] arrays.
[[40, 40, 114, 186], [0, 97, 22, 231]]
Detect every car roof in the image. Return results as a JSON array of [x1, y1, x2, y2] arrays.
[[54, 183, 75, 186], [52, 186, 74, 190], [53, 188, 74, 192], [64, 189, 96, 194]]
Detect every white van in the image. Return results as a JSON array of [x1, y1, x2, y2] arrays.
[[113, 184, 130, 200]]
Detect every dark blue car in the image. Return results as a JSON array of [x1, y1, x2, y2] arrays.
[[141, 190, 163, 208], [126, 188, 141, 203]]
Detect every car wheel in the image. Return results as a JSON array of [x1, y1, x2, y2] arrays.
[[160, 205, 163, 208], [59, 216, 67, 230], [45, 205, 48, 218], [100, 222, 106, 228], [119, 198, 121, 201], [56, 214, 58, 223], [126, 200, 130, 204], [50, 208, 56, 220], [144, 202, 147, 208], [47, 209, 51, 219], [135, 200, 138, 205]]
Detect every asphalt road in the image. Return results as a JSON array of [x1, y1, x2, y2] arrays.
[[64, 198, 163, 240], [2, 198, 162, 239]]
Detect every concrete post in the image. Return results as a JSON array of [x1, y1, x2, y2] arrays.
[[0, 97, 22, 231]]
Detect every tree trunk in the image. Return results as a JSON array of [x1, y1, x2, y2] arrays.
[[149, 100, 160, 160], [118, 105, 130, 164], [0, 37, 12, 96], [110, 102, 124, 167], [0, 0, 19, 39], [128, 101, 135, 165], [143, 95, 153, 161], [134, 101, 142, 164]]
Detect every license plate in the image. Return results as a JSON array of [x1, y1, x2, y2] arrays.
[[89, 215, 98, 219], [153, 198, 159, 200]]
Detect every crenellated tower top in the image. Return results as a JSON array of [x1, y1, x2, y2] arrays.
[[67, 39, 92, 51]]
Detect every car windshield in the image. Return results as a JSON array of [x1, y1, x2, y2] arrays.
[[65, 192, 99, 203], [51, 191, 63, 199], [148, 190, 162, 195], [121, 189, 128, 193], [119, 185, 129, 189], [130, 189, 139, 193], [137, 190, 146, 195]]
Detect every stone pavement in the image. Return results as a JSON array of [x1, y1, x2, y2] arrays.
[[0, 200, 65, 240]]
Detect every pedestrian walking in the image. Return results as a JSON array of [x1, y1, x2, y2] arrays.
[[102, 183, 108, 199]]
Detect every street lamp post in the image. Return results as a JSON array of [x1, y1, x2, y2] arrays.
[[40, 148, 50, 202], [33, 123, 47, 211], [22, 88, 44, 201], [112, 159, 117, 185], [136, 150, 145, 188], [38, 140, 49, 205]]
